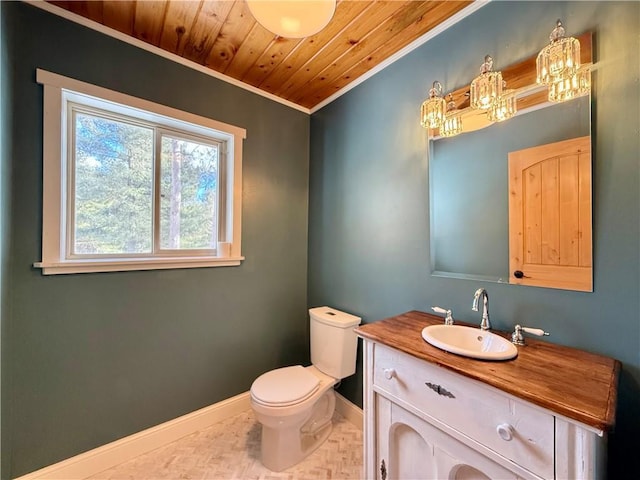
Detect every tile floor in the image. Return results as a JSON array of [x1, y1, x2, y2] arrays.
[[86, 410, 363, 480]]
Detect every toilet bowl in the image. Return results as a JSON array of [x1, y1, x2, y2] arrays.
[[251, 365, 337, 472], [250, 306, 361, 472]]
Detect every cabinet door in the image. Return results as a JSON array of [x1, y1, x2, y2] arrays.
[[376, 394, 525, 480], [376, 395, 436, 479]]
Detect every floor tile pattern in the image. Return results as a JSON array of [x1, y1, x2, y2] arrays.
[[86, 410, 363, 480]]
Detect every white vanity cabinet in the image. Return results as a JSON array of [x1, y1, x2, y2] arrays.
[[357, 312, 619, 480]]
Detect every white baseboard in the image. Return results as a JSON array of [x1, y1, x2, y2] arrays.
[[335, 392, 363, 430], [14, 390, 363, 480], [14, 392, 251, 480]]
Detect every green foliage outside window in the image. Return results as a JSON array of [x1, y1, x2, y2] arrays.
[[74, 110, 219, 255]]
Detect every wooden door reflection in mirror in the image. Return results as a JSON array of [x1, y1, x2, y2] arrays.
[[508, 136, 592, 291]]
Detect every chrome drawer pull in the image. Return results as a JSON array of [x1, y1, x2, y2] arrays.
[[425, 382, 455, 398]]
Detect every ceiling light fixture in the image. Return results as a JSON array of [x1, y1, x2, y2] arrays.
[[246, 0, 337, 38]]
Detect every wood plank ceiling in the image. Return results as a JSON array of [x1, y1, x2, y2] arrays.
[[46, 0, 474, 110]]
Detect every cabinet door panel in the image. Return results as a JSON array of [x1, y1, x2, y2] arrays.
[[378, 398, 525, 480], [390, 423, 435, 479]]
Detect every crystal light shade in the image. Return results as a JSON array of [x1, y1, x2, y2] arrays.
[[470, 55, 503, 110], [487, 89, 518, 122], [246, 0, 336, 38], [548, 66, 591, 103], [420, 81, 447, 129], [440, 94, 463, 137], [537, 20, 581, 85]]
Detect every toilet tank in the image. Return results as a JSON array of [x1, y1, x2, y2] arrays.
[[309, 306, 362, 379]]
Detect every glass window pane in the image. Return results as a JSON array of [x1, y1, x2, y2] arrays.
[[73, 111, 154, 254], [160, 135, 219, 250]]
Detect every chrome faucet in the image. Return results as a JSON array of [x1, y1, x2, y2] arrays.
[[472, 288, 491, 331]]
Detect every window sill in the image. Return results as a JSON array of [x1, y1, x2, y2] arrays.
[[34, 256, 245, 275]]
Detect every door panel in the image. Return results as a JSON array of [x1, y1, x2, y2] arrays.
[[509, 136, 592, 291]]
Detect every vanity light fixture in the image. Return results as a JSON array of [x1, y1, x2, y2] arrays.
[[420, 81, 447, 130], [536, 20, 581, 86], [547, 65, 591, 103], [470, 55, 503, 110], [440, 94, 463, 137], [537, 19, 590, 103], [487, 88, 517, 122], [246, 0, 336, 38], [419, 25, 591, 136]]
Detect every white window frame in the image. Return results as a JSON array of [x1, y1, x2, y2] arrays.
[[35, 69, 246, 275]]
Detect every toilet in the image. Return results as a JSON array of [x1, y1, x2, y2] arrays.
[[250, 306, 361, 472]]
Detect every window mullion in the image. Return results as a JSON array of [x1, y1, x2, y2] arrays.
[[153, 127, 162, 255]]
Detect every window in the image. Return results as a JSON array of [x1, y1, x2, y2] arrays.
[[36, 69, 245, 274]]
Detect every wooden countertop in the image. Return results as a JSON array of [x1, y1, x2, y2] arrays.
[[355, 310, 620, 432]]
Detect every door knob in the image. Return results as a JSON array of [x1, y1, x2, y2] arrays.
[[513, 270, 532, 279]]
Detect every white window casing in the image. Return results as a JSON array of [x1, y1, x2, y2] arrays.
[[35, 69, 246, 274]]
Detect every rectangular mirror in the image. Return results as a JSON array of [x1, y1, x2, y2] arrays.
[[428, 35, 592, 291]]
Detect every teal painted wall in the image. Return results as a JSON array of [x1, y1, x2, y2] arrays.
[[2, 2, 310, 478], [309, 1, 639, 476], [1, 1, 13, 478], [2, 1, 638, 478]]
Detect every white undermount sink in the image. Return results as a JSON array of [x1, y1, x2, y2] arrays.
[[421, 324, 518, 360]]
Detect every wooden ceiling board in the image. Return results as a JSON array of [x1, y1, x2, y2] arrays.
[[205, 1, 256, 72], [43, 0, 479, 110], [239, 36, 303, 88], [298, 0, 473, 107], [223, 19, 281, 79], [159, 0, 202, 54], [133, 0, 168, 46], [50, 1, 99, 23], [102, 1, 135, 36], [180, 1, 234, 62]]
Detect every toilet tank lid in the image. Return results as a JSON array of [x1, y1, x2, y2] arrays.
[[309, 306, 361, 328]]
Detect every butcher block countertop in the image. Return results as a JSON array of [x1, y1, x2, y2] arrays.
[[355, 310, 620, 432]]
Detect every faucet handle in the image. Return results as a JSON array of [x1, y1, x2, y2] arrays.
[[511, 324, 550, 345], [431, 306, 454, 325], [521, 326, 549, 337]]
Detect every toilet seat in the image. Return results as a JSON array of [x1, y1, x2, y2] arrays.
[[251, 365, 320, 407]]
